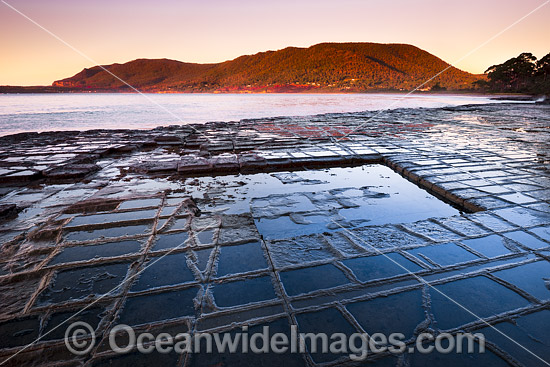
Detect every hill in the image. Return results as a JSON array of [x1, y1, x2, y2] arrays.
[[52, 43, 481, 92]]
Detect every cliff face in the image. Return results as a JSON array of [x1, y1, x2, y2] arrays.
[[52, 43, 482, 92]]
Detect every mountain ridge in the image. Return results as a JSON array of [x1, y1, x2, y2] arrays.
[[52, 42, 481, 92]]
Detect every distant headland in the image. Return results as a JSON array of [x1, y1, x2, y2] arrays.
[[1, 43, 547, 95], [1, 43, 481, 93]]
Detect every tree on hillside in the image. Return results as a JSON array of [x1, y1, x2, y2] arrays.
[[537, 53, 550, 77], [535, 53, 550, 95], [485, 53, 537, 92]]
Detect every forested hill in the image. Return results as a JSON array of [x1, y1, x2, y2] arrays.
[[52, 43, 481, 92]]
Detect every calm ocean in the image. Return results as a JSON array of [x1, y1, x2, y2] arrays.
[[0, 93, 508, 136]]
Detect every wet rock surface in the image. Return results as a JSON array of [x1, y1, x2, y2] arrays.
[[0, 204, 17, 219], [0, 103, 549, 366]]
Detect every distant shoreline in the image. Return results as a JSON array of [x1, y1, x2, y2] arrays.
[[0, 85, 536, 100]]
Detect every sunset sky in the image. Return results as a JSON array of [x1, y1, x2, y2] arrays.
[[1, 0, 549, 86]]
